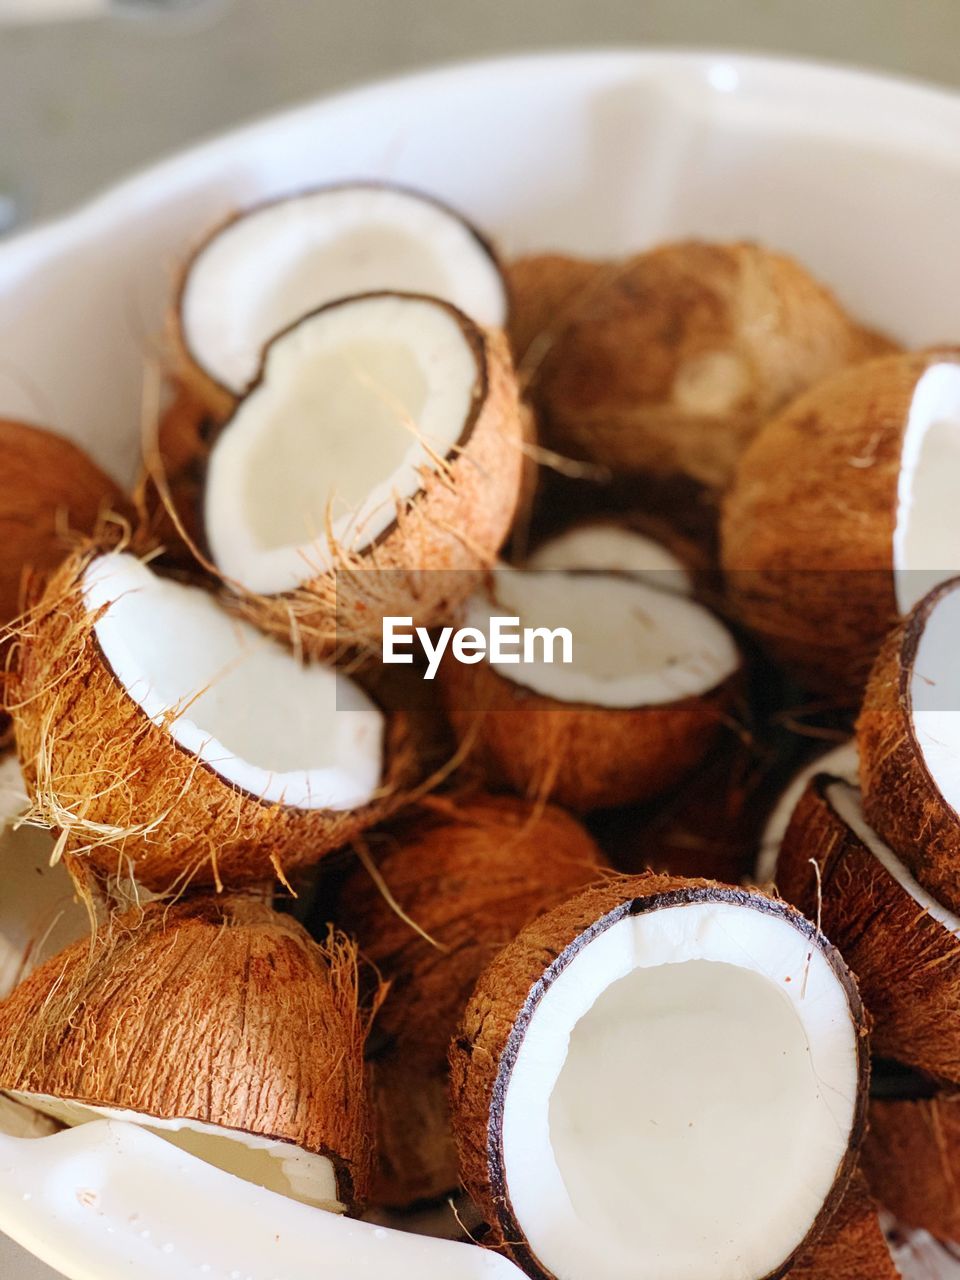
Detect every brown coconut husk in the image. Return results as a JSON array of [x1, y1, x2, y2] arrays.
[[862, 1090, 960, 1245], [858, 579, 960, 915], [777, 775, 960, 1081], [211, 315, 524, 659], [790, 1171, 899, 1279], [0, 895, 375, 1209], [6, 545, 416, 895], [506, 253, 604, 369], [438, 639, 740, 813], [721, 350, 960, 699], [517, 241, 895, 495], [450, 872, 870, 1279], [336, 794, 605, 1207]]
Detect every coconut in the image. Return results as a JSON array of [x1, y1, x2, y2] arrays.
[[722, 350, 960, 697], [136, 386, 215, 569], [450, 872, 868, 1280], [506, 253, 603, 369], [517, 240, 894, 494], [789, 1172, 900, 1279], [777, 776, 960, 1081], [864, 1087, 960, 1249], [173, 182, 508, 418], [754, 739, 859, 885], [525, 517, 696, 597], [0, 895, 373, 1211], [859, 576, 960, 915], [201, 292, 523, 654], [439, 563, 740, 811], [9, 548, 413, 893], [336, 794, 605, 1207]]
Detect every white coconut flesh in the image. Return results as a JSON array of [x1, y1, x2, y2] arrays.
[[907, 581, 960, 822], [527, 524, 693, 596], [181, 184, 507, 397], [204, 293, 485, 595], [893, 361, 960, 613], [465, 567, 737, 707], [501, 900, 861, 1280], [3, 1094, 343, 1213], [827, 780, 960, 937], [83, 553, 383, 809], [755, 740, 859, 884]]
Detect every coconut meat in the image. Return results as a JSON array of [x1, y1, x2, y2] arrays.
[[4, 1094, 343, 1213], [465, 567, 737, 707], [527, 524, 692, 596], [908, 582, 960, 822], [755, 740, 859, 884], [83, 553, 383, 810], [893, 361, 960, 613], [500, 900, 861, 1280], [204, 294, 483, 594], [181, 184, 507, 396]]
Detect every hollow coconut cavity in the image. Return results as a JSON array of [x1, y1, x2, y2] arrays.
[[450, 874, 868, 1280], [440, 565, 739, 810], [777, 776, 960, 1081], [859, 575, 960, 915], [176, 182, 508, 413], [526, 521, 693, 597], [11, 548, 408, 892]]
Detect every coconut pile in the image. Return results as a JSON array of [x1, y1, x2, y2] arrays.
[[2, 181, 960, 1280]]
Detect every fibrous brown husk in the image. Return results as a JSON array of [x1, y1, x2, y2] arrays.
[[516, 241, 895, 495], [721, 350, 960, 699], [790, 1171, 899, 1279], [336, 794, 605, 1207], [450, 872, 869, 1279], [777, 775, 960, 1081], [507, 253, 604, 369], [438, 643, 738, 813], [863, 1091, 960, 1245], [0, 895, 374, 1208], [858, 580, 960, 915], [7, 546, 415, 894], [135, 386, 214, 571]]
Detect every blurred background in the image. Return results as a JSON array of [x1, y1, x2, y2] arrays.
[[2, 0, 960, 232]]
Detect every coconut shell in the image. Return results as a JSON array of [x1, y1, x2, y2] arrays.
[[858, 581, 960, 915], [214, 318, 524, 658], [134, 386, 215, 571], [862, 1091, 960, 1244], [506, 253, 604, 370], [522, 240, 895, 494], [789, 1171, 899, 1279], [778, 775, 960, 1081], [438, 640, 738, 812], [0, 895, 373, 1208], [8, 547, 415, 894], [336, 794, 605, 1206], [450, 872, 869, 1279], [721, 350, 960, 698]]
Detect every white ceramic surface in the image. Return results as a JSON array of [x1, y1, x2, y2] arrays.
[[2, 48, 960, 1279]]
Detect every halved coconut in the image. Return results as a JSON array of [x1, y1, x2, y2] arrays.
[[450, 872, 869, 1280], [525, 518, 695, 596], [174, 182, 508, 416], [859, 575, 960, 915], [777, 775, 960, 1081], [517, 240, 894, 494], [439, 564, 740, 811], [790, 1172, 900, 1280], [336, 794, 605, 1207], [202, 292, 523, 652], [9, 548, 412, 893], [754, 739, 859, 885], [0, 896, 372, 1212], [722, 350, 960, 696]]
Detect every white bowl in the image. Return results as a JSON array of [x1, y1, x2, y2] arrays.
[[2, 48, 960, 1280]]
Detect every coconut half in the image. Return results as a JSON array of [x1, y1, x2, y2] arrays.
[[11, 548, 410, 892], [450, 873, 868, 1280], [336, 795, 605, 1207], [175, 182, 508, 415], [526, 519, 694, 596], [202, 292, 522, 652], [0, 896, 372, 1212], [722, 351, 960, 697], [778, 776, 960, 1081], [440, 564, 739, 810], [859, 575, 960, 915]]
